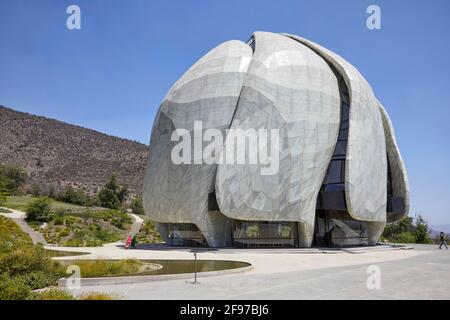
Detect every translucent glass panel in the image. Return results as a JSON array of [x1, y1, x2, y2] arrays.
[[232, 221, 297, 248], [167, 223, 207, 247], [323, 160, 344, 184], [314, 211, 368, 247], [387, 161, 393, 197], [321, 67, 350, 188], [329, 219, 368, 247]]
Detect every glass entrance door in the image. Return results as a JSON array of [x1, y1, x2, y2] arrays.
[[314, 210, 368, 247], [232, 221, 298, 248]]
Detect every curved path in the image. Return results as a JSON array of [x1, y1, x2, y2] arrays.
[[1, 208, 143, 246], [127, 213, 144, 237], [0, 208, 47, 245]]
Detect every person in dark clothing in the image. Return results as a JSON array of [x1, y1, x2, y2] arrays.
[[131, 235, 137, 249], [439, 232, 448, 249]]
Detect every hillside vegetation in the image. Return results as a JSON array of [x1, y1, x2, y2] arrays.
[[0, 215, 119, 300], [0, 105, 149, 197], [23, 197, 133, 247]]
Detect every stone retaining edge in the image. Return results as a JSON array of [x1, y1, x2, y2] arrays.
[[58, 264, 253, 287]]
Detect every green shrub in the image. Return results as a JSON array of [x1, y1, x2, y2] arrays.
[[0, 217, 65, 299], [25, 197, 52, 222], [29, 289, 74, 300], [0, 245, 64, 278], [19, 271, 63, 290], [382, 215, 432, 244], [0, 164, 27, 195], [29, 289, 118, 300], [79, 292, 119, 300], [94, 229, 110, 242], [0, 180, 8, 207], [0, 216, 32, 254], [98, 188, 121, 210], [130, 197, 144, 215], [57, 229, 70, 237], [0, 273, 31, 300], [54, 186, 97, 207], [392, 232, 416, 244], [54, 215, 64, 225], [0, 250, 37, 276], [26, 207, 132, 247], [62, 239, 84, 247], [27, 220, 42, 229], [414, 215, 432, 244], [98, 175, 128, 209], [137, 220, 162, 244], [68, 259, 142, 277]]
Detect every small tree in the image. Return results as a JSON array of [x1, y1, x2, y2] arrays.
[[382, 214, 432, 244], [25, 198, 52, 222], [414, 215, 431, 244], [0, 180, 8, 207], [382, 216, 414, 240], [130, 197, 144, 215], [98, 175, 128, 209], [0, 164, 27, 195]]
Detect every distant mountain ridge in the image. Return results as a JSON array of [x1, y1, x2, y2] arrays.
[[430, 225, 450, 236], [0, 105, 149, 197]]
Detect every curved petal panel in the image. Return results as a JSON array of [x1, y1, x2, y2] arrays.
[[143, 40, 253, 246], [378, 101, 410, 222], [216, 32, 341, 246], [283, 33, 387, 222]]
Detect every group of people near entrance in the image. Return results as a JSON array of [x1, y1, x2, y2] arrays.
[[125, 234, 137, 249]]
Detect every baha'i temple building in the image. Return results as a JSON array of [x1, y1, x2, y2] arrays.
[[143, 31, 410, 248]]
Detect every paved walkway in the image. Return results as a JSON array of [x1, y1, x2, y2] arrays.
[[0, 208, 47, 245], [62, 245, 449, 300], [129, 213, 144, 236], [4, 208, 447, 299]]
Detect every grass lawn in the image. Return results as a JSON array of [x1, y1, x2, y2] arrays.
[[59, 259, 153, 277], [5, 196, 89, 211], [44, 249, 90, 257]]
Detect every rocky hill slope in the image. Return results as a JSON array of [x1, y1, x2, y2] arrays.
[[0, 105, 149, 196]]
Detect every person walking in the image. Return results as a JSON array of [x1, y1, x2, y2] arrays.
[[131, 235, 137, 249], [125, 234, 132, 249], [439, 232, 448, 249]]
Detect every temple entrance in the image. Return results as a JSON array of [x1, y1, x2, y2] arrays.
[[166, 223, 207, 247], [314, 210, 369, 248], [231, 220, 298, 248]]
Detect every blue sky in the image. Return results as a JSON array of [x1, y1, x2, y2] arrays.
[[1, 0, 449, 225]]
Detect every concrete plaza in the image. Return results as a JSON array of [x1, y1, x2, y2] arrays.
[[54, 244, 450, 300]]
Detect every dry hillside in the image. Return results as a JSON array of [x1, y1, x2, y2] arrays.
[[0, 105, 149, 196]]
